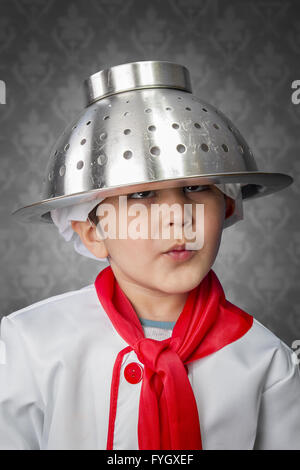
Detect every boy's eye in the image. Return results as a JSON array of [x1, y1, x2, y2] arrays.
[[127, 185, 210, 199], [128, 190, 156, 199], [183, 185, 210, 193]]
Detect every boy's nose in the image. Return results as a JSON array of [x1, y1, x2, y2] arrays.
[[157, 188, 193, 226], [157, 188, 186, 204]]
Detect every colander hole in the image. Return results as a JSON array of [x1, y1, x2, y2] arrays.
[[59, 165, 66, 176], [194, 123, 201, 129], [86, 121, 91, 125], [228, 125, 233, 132], [172, 123, 180, 129], [124, 129, 131, 135], [54, 150, 58, 156], [77, 160, 84, 169], [222, 144, 229, 152], [177, 144, 186, 153], [64, 143, 70, 151], [201, 143, 209, 152], [202, 108, 208, 112], [213, 123, 219, 129], [166, 107, 172, 111], [150, 146, 160, 156], [145, 108, 152, 113], [100, 132, 107, 140], [72, 125, 77, 130], [97, 153, 107, 165], [238, 145, 244, 154], [148, 125, 156, 132], [185, 107, 191, 111], [177, 97, 182, 100], [103, 115, 110, 120], [126, 100, 130, 103], [80, 139, 86, 145], [124, 112, 129, 116], [123, 150, 133, 159]]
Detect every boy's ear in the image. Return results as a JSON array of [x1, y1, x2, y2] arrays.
[[71, 219, 89, 237], [225, 196, 235, 219], [71, 219, 109, 259]]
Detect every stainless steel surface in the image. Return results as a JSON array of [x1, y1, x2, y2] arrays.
[[84, 61, 192, 106], [11, 60, 293, 224]]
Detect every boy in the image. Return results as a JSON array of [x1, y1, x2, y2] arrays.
[[1, 61, 299, 450]]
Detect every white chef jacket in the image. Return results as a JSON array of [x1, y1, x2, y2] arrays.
[[0, 282, 299, 450]]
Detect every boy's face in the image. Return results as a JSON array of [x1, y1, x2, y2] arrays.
[[72, 185, 234, 294]]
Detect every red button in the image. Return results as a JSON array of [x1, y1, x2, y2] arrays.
[[124, 362, 143, 384]]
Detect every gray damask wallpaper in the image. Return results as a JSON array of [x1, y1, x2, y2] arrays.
[[0, 0, 299, 350]]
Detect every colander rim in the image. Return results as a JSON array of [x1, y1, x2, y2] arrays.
[[11, 171, 293, 224]]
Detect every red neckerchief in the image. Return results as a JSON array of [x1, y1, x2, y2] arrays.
[[94, 266, 253, 450]]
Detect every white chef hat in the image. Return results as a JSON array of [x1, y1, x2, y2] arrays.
[[50, 183, 243, 262]]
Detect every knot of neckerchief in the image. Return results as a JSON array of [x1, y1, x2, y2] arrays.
[[94, 265, 253, 450]]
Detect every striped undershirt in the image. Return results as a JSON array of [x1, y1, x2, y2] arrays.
[[139, 317, 175, 341]]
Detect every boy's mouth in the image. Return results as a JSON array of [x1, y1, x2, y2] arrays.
[[163, 243, 196, 261]]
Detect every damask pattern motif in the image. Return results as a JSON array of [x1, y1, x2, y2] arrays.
[[0, 0, 299, 348]]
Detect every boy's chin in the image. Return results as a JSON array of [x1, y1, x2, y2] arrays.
[[155, 273, 205, 294]]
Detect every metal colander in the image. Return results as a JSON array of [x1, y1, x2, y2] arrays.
[[11, 60, 293, 224]]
